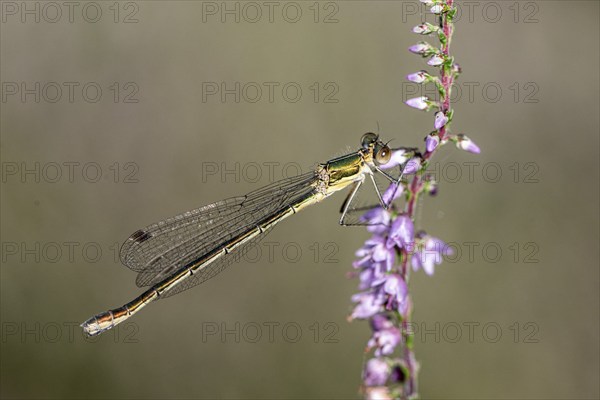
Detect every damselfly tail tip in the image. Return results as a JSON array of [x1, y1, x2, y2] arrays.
[[80, 311, 116, 337]]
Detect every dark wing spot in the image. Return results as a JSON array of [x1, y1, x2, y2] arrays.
[[130, 229, 151, 243]]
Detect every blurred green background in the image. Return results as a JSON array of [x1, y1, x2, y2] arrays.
[[1, 1, 598, 399]]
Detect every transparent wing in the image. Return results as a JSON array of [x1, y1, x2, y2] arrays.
[[119, 171, 318, 289], [159, 224, 274, 299]]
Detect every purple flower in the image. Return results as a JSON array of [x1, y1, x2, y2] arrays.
[[364, 358, 390, 386], [365, 387, 392, 400], [426, 132, 440, 152], [372, 237, 394, 263], [402, 158, 421, 175], [408, 42, 433, 55], [357, 235, 385, 254], [427, 54, 445, 66], [387, 215, 414, 250], [424, 175, 438, 196], [406, 70, 429, 84], [405, 96, 430, 111], [382, 183, 404, 205], [452, 63, 462, 75], [358, 235, 395, 269], [412, 235, 453, 275], [383, 274, 408, 305], [370, 314, 395, 332], [359, 263, 387, 290], [434, 111, 448, 130], [380, 148, 410, 170], [456, 134, 481, 154], [412, 23, 432, 35], [430, 4, 444, 14], [360, 208, 391, 234], [383, 275, 410, 318], [368, 326, 402, 356], [353, 255, 371, 270], [351, 292, 384, 319]]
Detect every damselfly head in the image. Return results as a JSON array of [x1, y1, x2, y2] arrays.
[[361, 132, 379, 149], [361, 132, 392, 166]]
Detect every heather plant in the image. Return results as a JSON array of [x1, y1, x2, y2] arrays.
[[348, 1, 480, 398]]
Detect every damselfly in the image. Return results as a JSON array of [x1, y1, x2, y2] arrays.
[[81, 133, 411, 336]]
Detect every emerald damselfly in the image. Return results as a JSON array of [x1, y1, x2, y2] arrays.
[[81, 133, 410, 336]]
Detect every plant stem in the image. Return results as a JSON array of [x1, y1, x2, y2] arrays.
[[400, 3, 456, 397]]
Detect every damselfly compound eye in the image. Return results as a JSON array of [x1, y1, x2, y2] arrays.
[[361, 132, 379, 149], [375, 145, 392, 164]]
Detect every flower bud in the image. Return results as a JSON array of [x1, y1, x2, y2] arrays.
[[405, 96, 430, 111], [364, 358, 390, 387], [430, 4, 444, 13], [427, 54, 445, 66], [412, 23, 437, 35], [434, 111, 448, 130], [408, 42, 434, 55], [424, 175, 438, 196], [425, 132, 440, 152], [452, 63, 462, 75], [455, 134, 481, 154], [406, 70, 430, 84]]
